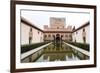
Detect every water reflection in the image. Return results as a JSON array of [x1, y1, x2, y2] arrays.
[[21, 42, 89, 63]]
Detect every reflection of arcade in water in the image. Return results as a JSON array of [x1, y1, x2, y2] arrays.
[[21, 42, 89, 63]]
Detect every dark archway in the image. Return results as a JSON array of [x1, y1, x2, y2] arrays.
[[56, 34, 60, 42]]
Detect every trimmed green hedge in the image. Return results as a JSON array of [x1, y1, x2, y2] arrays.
[[65, 41, 89, 51], [21, 42, 49, 53]]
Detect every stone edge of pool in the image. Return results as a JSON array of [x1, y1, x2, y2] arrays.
[[21, 42, 89, 60], [63, 42, 90, 56], [21, 42, 52, 60]]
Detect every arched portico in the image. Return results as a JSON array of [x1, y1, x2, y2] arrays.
[[55, 34, 61, 43]]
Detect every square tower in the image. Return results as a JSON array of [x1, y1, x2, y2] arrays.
[[50, 17, 66, 29]]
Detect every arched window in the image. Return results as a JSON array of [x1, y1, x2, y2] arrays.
[[83, 28, 86, 43], [44, 35, 47, 38], [29, 27, 33, 44], [61, 35, 63, 37], [38, 31, 40, 34], [83, 28, 85, 32], [56, 34, 60, 41], [30, 27, 32, 31], [56, 34, 60, 37], [52, 35, 55, 37], [48, 34, 51, 37], [83, 37, 86, 43]]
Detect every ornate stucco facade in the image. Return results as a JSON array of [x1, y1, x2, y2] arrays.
[[21, 17, 89, 45], [44, 17, 72, 42]]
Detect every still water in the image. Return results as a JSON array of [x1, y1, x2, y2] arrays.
[[21, 42, 89, 63]]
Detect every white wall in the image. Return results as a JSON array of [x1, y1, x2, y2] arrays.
[[21, 22, 30, 45], [72, 25, 90, 44], [21, 22, 44, 45], [32, 27, 44, 43], [85, 25, 90, 43]]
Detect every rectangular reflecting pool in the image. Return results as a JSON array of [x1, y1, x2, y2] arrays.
[[21, 42, 89, 63]]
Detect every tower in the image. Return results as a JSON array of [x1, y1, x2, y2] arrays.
[[50, 17, 65, 29]]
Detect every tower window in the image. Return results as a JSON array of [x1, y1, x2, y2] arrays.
[[57, 27, 59, 29]]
